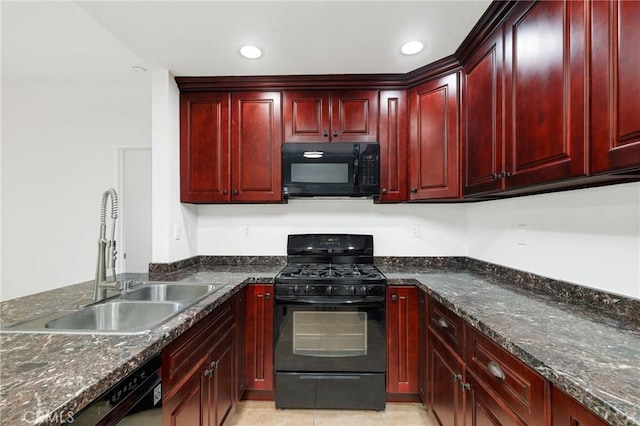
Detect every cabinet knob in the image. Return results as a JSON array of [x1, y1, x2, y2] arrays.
[[492, 173, 499, 180], [333, 131, 338, 137], [487, 361, 506, 381], [222, 189, 228, 195], [232, 189, 239, 195], [381, 188, 388, 194], [323, 131, 329, 137], [204, 368, 213, 378], [391, 294, 398, 302], [410, 188, 418, 194], [265, 292, 271, 300]]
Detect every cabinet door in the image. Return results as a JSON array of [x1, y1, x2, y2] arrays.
[[244, 284, 275, 396], [208, 330, 235, 426], [430, 333, 465, 426], [465, 371, 525, 426], [409, 73, 460, 200], [503, 0, 588, 189], [234, 289, 246, 404], [231, 92, 283, 202], [378, 90, 408, 202], [331, 90, 379, 143], [283, 91, 331, 142], [180, 92, 231, 203], [418, 290, 428, 406], [462, 29, 504, 196], [591, 0, 640, 173], [163, 352, 209, 426], [387, 286, 419, 397], [551, 387, 609, 426]]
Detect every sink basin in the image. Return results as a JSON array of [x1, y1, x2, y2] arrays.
[[121, 283, 219, 302], [44, 301, 183, 333], [0, 281, 224, 335]]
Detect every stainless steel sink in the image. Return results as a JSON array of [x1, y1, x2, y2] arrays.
[[121, 283, 220, 302], [0, 282, 224, 335], [44, 301, 184, 333]]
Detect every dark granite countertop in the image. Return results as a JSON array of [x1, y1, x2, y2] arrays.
[[1, 261, 638, 425]]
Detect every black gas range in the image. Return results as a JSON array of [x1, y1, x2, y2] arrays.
[[274, 234, 387, 411]]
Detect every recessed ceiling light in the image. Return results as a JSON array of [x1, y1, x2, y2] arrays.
[[240, 45, 263, 59], [401, 41, 424, 56]]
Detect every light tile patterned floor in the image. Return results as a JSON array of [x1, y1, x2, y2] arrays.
[[226, 401, 438, 426]]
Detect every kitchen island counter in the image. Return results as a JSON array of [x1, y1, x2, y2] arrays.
[[1, 260, 638, 425]]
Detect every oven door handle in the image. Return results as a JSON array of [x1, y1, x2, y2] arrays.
[[275, 295, 384, 305]]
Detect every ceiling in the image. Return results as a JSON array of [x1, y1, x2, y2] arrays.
[[2, 1, 491, 81]]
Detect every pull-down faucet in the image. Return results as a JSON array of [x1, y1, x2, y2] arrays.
[[93, 188, 121, 301]]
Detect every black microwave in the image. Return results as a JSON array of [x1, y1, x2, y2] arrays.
[[282, 142, 380, 198]]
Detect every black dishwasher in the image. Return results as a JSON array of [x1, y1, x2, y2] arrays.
[[69, 355, 162, 425]]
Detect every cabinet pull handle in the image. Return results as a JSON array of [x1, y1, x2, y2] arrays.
[[460, 382, 471, 391], [492, 173, 499, 180], [204, 368, 213, 378], [381, 188, 388, 194], [323, 131, 329, 137], [498, 171, 511, 179], [211, 360, 219, 369], [437, 318, 448, 329], [391, 294, 398, 302], [487, 361, 506, 381], [222, 189, 228, 195], [452, 373, 462, 382], [410, 188, 418, 194], [232, 189, 239, 195], [265, 292, 271, 300]]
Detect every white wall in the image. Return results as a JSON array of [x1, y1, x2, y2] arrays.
[[1, 79, 150, 301], [197, 200, 467, 256], [467, 182, 640, 299]]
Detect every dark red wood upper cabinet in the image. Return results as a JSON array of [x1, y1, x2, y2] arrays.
[[408, 73, 460, 200], [283, 90, 378, 143], [180, 92, 231, 203], [462, 28, 504, 197], [378, 90, 408, 202], [230, 92, 283, 202], [591, 0, 640, 174], [503, 0, 589, 189]]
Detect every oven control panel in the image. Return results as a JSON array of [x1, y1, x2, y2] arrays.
[[275, 283, 386, 298]]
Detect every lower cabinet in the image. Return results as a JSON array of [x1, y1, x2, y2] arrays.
[[429, 331, 465, 426], [162, 295, 239, 426], [386, 286, 420, 400], [243, 284, 274, 399], [551, 387, 609, 426]]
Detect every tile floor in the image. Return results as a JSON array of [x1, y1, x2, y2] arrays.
[[226, 401, 438, 426]]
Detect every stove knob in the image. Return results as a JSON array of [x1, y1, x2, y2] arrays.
[[349, 285, 358, 295], [304, 285, 311, 294], [294, 285, 299, 294], [361, 286, 368, 295], [325, 285, 333, 295]]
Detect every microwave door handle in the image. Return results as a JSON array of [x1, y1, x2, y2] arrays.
[[352, 144, 359, 187]]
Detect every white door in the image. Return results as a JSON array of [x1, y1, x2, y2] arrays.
[[120, 148, 152, 273]]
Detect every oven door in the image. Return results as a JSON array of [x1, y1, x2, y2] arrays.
[[274, 295, 386, 373]]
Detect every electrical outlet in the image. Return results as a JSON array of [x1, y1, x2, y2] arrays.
[[410, 225, 420, 238], [243, 226, 252, 238], [517, 224, 528, 245], [174, 224, 182, 240]]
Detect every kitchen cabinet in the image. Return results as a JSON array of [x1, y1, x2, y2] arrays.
[[162, 295, 239, 426], [234, 287, 246, 403], [430, 331, 466, 426], [591, 0, 640, 174], [244, 284, 274, 399], [502, 0, 588, 190], [180, 91, 282, 203], [463, 0, 589, 196], [551, 386, 609, 426], [462, 27, 504, 196], [386, 286, 419, 400], [408, 72, 460, 200], [418, 289, 428, 406], [465, 324, 547, 426], [180, 92, 230, 203], [378, 90, 408, 202], [283, 90, 378, 143]]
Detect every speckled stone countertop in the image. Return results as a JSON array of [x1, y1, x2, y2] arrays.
[[0, 266, 281, 426], [1, 260, 639, 426]]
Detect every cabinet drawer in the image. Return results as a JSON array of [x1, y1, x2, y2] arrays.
[[428, 298, 464, 356], [163, 300, 235, 392], [465, 325, 547, 425]]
